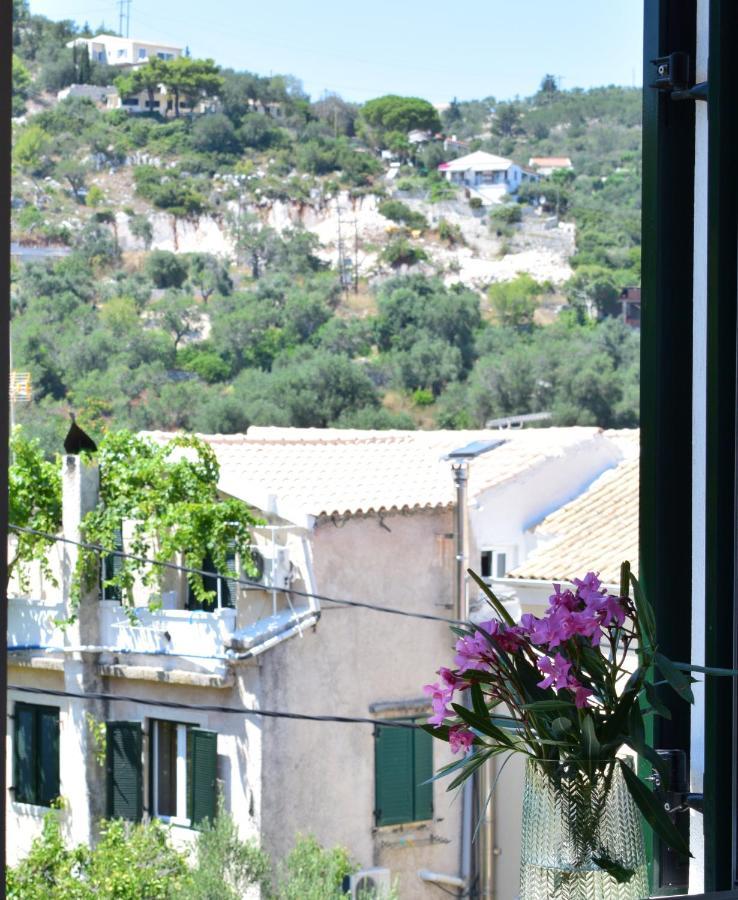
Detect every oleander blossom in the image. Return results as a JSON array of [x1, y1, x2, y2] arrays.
[[423, 571, 636, 754], [420, 563, 696, 874]]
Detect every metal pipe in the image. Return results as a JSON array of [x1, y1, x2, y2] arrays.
[[418, 870, 467, 889], [452, 462, 469, 621]]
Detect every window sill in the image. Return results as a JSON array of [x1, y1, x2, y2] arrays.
[[10, 800, 60, 816], [154, 814, 192, 829], [373, 820, 435, 847]]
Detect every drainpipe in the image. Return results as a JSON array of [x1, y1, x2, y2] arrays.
[[451, 462, 473, 893]]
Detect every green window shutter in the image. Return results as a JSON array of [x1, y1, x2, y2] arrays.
[[374, 724, 414, 826], [102, 524, 124, 602], [37, 708, 60, 807], [413, 726, 433, 822], [188, 553, 219, 612], [189, 728, 217, 828], [14, 704, 35, 804], [106, 721, 142, 821], [222, 539, 238, 609]]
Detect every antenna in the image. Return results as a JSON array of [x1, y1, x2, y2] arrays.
[[117, 0, 132, 38]]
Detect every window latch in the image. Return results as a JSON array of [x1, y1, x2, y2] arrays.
[[651, 52, 708, 102], [653, 749, 704, 816]]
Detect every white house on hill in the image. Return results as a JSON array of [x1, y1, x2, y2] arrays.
[[438, 151, 540, 204], [66, 35, 182, 68]]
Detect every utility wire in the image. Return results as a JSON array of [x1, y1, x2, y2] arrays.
[[7, 684, 424, 730], [9, 524, 464, 626]]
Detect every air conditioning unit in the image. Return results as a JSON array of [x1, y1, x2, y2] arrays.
[[250, 546, 291, 589], [343, 868, 391, 899]]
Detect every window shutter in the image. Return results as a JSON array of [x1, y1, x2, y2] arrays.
[[413, 726, 433, 822], [37, 708, 60, 807], [106, 721, 142, 821], [189, 728, 217, 827], [14, 705, 35, 804], [188, 553, 219, 612], [374, 724, 414, 826], [222, 539, 238, 609], [102, 524, 124, 602]]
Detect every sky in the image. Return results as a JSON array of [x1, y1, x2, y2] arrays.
[[28, 0, 644, 104]]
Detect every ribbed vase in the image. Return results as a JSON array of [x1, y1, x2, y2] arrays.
[[519, 759, 649, 900]]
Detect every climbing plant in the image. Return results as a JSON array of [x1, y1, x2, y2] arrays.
[[8, 427, 62, 592], [75, 430, 262, 613]]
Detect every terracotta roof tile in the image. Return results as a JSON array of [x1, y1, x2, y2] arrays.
[[509, 455, 639, 585], [142, 426, 616, 522]]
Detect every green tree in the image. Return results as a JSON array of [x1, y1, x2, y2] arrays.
[[488, 273, 541, 328], [114, 57, 166, 113], [153, 290, 201, 353], [187, 253, 232, 303], [12, 124, 52, 177], [492, 102, 522, 137], [275, 835, 355, 900], [360, 94, 441, 145], [8, 428, 62, 590], [158, 57, 223, 117], [146, 250, 189, 289], [12, 54, 31, 117], [55, 157, 88, 202]]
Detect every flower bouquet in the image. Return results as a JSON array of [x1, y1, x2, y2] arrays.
[[423, 563, 692, 897]]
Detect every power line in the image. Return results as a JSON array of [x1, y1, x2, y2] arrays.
[[8, 684, 423, 730], [9, 524, 463, 625]]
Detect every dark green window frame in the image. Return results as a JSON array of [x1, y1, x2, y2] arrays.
[[374, 719, 432, 827], [187, 542, 238, 612], [13, 702, 60, 807], [148, 719, 217, 829]]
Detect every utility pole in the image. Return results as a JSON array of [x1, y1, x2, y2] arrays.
[[335, 197, 350, 301], [117, 0, 132, 38]]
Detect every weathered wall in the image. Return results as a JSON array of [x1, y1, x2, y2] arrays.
[[259, 506, 462, 900]]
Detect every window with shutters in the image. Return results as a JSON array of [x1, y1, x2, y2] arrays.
[[149, 720, 217, 828], [13, 703, 60, 807], [106, 721, 143, 822], [374, 719, 433, 827], [100, 523, 124, 602], [187, 542, 238, 612]]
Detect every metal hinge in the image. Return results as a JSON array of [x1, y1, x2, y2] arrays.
[[651, 52, 708, 102]]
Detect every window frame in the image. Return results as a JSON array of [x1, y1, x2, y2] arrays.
[[150, 719, 191, 827], [12, 702, 60, 808], [374, 717, 433, 828], [479, 546, 514, 581]]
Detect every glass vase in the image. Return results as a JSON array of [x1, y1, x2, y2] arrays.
[[519, 758, 649, 900]]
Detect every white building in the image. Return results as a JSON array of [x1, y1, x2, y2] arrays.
[[528, 156, 574, 177], [8, 426, 634, 898], [66, 35, 182, 68], [438, 150, 539, 204]]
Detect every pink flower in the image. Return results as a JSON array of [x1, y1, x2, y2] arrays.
[[454, 632, 494, 674], [567, 678, 594, 709], [536, 653, 572, 691], [520, 613, 551, 647], [448, 725, 475, 755], [544, 605, 578, 648], [548, 583, 579, 611], [573, 572, 603, 604], [570, 609, 603, 646], [423, 681, 454, 726]]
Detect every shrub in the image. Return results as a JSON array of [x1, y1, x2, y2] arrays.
[[380, 236, 428, 268], [146, 250, 189, 289], [468, 196, 483, 210], [378, 199, 428, 231], [437, 218, 464, 246], [274, 834, 354, 900], [412, 388, 434, 406], [85, 185, 104, 207]]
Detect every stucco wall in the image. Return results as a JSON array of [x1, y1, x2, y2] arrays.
[[259, 507, 462, 900]]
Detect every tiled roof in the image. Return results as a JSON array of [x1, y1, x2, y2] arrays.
[[440, 151, 513, 172], [528, 156, 573, 168], [142, 426, 615, 523], [509, 454, 639, 585]]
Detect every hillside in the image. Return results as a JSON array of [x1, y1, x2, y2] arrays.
[[11, 5, 641, 455]]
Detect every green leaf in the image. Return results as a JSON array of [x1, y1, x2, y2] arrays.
[[447, 749, 494, 791], [672, 661, 738, 677], [581, 714, 600, 761], [629, 572, 656, 647], [624, 703, 669, 788], [451, 704, 516, 748], [619, 561, 631, 601], [467, 569, 516, 625], [619, 759, 692, 858], [655, 652, 695, 704], [521, 699, 576, 713], [592, 852, 636, 884], [551, 717, 573, 740], [644, 681, 672, 720], [470, 682, 488, 719]]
